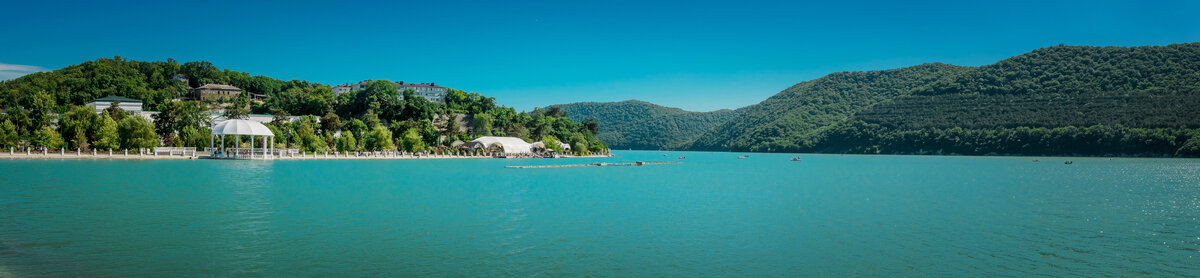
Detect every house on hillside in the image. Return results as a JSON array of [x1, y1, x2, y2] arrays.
[[190, 84, 242, 101], [334, 80, 449, 102], [172, 74, 189, 87], [332, 84, 353, 95], [396, 81, 447, 102]]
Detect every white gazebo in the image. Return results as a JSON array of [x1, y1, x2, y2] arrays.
[[210, 119, 276, 159]]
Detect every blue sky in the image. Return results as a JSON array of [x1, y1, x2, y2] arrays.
[[1, 0, 1198, 111]]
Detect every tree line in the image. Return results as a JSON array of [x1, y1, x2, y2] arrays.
[[0, 57, 608, 154]]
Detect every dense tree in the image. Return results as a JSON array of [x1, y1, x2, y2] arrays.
[[153, 100, 208, 144], [541, 135, 564, 152], [401, 129, 426, 152], [58, 106, 99, 149], [0, 119, 18, 148], [28, 90, 57, 131], [347, 118, 368, 146], [31, 126, 64, 149], [363, 126, 394, 151], [336, 132, 357, 152], [104, 101, 128, 121], [320, 112, 342, 136], [472, 113, 493, 136], [92, 115, 120, 150], [118, 116, 158, 149]]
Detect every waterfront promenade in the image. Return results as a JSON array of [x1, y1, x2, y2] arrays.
[[0, 147, 612, 160]]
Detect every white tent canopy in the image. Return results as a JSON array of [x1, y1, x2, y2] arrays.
[[469, 136, 533, 154], [211, 119, 275, 136]]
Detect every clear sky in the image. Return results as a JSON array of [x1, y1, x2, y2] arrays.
[[1, 0, 1198, 111]]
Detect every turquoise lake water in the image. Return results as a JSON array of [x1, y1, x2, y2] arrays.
[[1, 151, 1198, 276]]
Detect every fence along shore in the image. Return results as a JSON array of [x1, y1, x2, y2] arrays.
[[0, 147, 613, 160]]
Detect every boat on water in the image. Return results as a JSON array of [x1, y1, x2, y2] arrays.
[[1065, 161, 1073, 165], [678, 156, 687, 159], [790, 156, 801, 161], [737, 156, 746, 159]]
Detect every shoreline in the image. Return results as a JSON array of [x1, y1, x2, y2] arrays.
[[0, 152, 614, 160]]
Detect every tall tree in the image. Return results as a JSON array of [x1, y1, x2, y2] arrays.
[[363, 126, 395, 151], [58, 106, 99, 149], [472, 113, 493, 136], [0, 120, 18, 148], [31, 126, 64, 149], [92, 115, 120, 150], [118, 116, 159, 149]]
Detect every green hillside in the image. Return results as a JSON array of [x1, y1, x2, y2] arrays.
[[687, 43, 1200, 156], [0, 57, 608, 154], [554, 100, 736, 150], [687, 63, 970, 152], [818, 43, 1200, 156]]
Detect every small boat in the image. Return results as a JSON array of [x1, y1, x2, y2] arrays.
[[790, 156, 802, 161], [1033, 159, 1040, 162], [1064, 161, 1073, 165], [737, 156, 746, 159], [678, 156, 686, 159]]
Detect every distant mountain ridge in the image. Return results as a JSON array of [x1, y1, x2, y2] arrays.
[[554, 100, 736, 150], [561, 43, 1200, 157]]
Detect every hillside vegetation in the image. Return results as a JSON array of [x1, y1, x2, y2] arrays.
[[555, 100, 736, 150], [0, 57, 607, 154], [687, 63, 970, 151], [690, 43, 1200, 156]]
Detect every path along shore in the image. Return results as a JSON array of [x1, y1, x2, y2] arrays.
[[0, 148, 613, 160]]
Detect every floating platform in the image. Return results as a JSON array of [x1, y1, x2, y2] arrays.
[[506, 161, 680, 169]]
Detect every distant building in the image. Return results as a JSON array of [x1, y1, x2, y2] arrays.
[[397, 81, 448, 102], [332, 84, 353, 95], [190, 84, 242, 101], [333, 80, 448, 102], [172, 74, 190, 87], [87, 95, 143, 114]]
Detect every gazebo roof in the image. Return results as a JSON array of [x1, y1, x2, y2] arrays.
[[211, 119, 275, 136]]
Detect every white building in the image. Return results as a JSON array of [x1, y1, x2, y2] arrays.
[[332, 84, 353, 95], [87, 95, 143, 114], [396, 81, 448, 102], [333, 80, 448, 102]]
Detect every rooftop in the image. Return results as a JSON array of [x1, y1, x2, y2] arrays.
[[195, 84, 242, 90], [90, 95, 142, 103]]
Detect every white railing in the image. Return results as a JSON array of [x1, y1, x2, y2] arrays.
[[153, 147, 197, 156]]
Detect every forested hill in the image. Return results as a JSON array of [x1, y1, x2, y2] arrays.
[[687, 63, 970, 151], [554, 100, 737, 150], [0, 57, 318, 113], [0, 57, 609, 155], [687, 43, 1200, 156], [822, 43, 1200, 156]]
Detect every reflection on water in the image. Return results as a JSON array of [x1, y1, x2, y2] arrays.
[[1, 154, 1198, 276]]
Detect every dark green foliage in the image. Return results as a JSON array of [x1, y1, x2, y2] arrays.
[[810, 121, 1200, 157], [554, 100, 737, 150], [683, 43, 1200, 157], [688, 63, 969, 152]]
